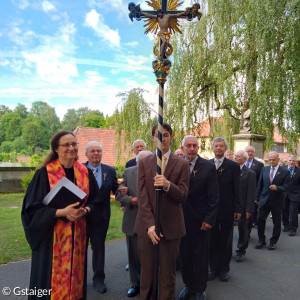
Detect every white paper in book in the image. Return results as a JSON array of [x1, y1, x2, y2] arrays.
[[43, 176, 87, 205]]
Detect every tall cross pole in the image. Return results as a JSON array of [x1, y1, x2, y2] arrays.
[[128, 1, 201, 299]]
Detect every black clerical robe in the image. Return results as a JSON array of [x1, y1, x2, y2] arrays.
[[21, 166, 102, 300]]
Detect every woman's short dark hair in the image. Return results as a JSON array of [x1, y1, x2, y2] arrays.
[[152, 122, 172, 136], [41, 131, 76, 167]]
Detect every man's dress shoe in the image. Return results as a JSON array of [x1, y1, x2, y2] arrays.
[[220, 272, 230, 282], [179, 286, 193, 300], [127, 286, 139, 297], [288, 231, 296, 236], [283, 227, 289, 232], [255, 241, 266, 249], [93, 281, 107, 293], [195, 291, 207, 300], [268, 243, 276, 250], [235, 254, 245, 262], [208, 270, 218, 281]]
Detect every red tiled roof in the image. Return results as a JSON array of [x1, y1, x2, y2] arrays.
[[273, 125, 288, 143], [17, 155, 30, 164], [73, 127, 132, 166], [191, 117, 224, 137]]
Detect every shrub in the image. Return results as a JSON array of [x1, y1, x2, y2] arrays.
[[21, 170, 36, 191], [114, 163, 125, 179]]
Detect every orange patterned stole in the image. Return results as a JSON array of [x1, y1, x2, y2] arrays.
[[46, 159, 89, 300]]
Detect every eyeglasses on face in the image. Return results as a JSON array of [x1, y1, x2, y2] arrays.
[[58, 142, 79, 148]]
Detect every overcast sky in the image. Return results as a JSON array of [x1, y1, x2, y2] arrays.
[[0, 0, 193, 119]]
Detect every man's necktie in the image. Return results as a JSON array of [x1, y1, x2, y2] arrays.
[[289, 167, 294, 178], [93, 168, 98, 177], [216, 159, 221, 170], [269, 167, 274, 184], [189, 162, 193, 174], [246, 160, 250, 168], [162, 155, 167, 174]]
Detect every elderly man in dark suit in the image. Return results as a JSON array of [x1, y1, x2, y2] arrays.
[[84, 141, 119, 293], [284, 155, 300, 236], [134, 123, 190, 300], [178, 135, 219, 300], [116, 150, 152, 298], [245, 145, 264, 229], [125, 139, 147, 168], [255, 151, 290, 250], [282, 155, 298, 233], [208, 137, 241, 282], [234, 150, 256, 262]]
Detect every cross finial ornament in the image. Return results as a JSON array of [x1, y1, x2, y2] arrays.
[[129, 0, 202, 78]]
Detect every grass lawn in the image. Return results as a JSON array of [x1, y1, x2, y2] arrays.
[[0, 193, 125, 265]]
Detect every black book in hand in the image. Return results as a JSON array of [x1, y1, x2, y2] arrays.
[[43, 177, 87, 209]]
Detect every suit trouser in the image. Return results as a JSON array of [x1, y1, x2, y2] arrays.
[[209, 221, 233, 274], [138, 235, 180, 300], [237, 218, 250, 255], [248, 203, 258, 234], [88, 224, 108, 283], [282, 196, 290, 228], [289, 202, 300, 231], [180, 230, 209, 293], [126, 234, 141, 287], [257, 202, 281, 244]]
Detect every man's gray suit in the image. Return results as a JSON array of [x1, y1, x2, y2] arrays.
[[236, 165, 256, 255], [115, 166, 140, 287]]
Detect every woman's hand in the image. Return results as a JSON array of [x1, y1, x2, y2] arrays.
[[55, 202, 80, 218]]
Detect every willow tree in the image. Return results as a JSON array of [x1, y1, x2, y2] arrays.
[[113, 88, 156, 163], [166, 0, 300, 150]]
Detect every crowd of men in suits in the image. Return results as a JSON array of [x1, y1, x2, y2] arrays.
[[83, 123, 299, 300]]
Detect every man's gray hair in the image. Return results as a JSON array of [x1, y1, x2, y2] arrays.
[[85, 141, 103, 153], [132, 139, 146, 149], [287, 154, 297, 160], [245, 145, 256, 152], [267, 151, 279, 159], [181, 135, 199, 146], [237, 150, 249, 160], [212, 137, 228, 149], [136, 150, 152, 163]]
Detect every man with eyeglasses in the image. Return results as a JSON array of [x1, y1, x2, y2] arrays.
[[125, 139, 147, 168], [83, 141, 119, 293], [255, 151, 290, 250]]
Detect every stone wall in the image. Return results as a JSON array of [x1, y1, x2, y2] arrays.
[[0, 167, 35, 193]]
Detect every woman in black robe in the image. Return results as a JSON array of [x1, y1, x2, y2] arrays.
[[21, 131, 102, 299]]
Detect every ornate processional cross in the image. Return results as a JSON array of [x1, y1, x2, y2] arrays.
[[127, 2, 202, 299], [129, 0, 201, 79]]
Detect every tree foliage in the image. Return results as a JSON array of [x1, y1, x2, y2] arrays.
[[29, 101, 61, 140], [166, 0, 300, 150], [0, 112, 23, 141], [113, 88, 156, 163]]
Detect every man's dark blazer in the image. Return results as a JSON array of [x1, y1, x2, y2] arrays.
[[209, 157, 241, 222], [286, 166, 300, 203], [255, 165, 290, 208], [83, 162, 119, 227], [134, 153, 190, 239], [250, 158, 264, 182], [125, 158, 137, 169], [115, 166, 138, 236], [240, 165, 256, 217], [183, 156, 219, 233]]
